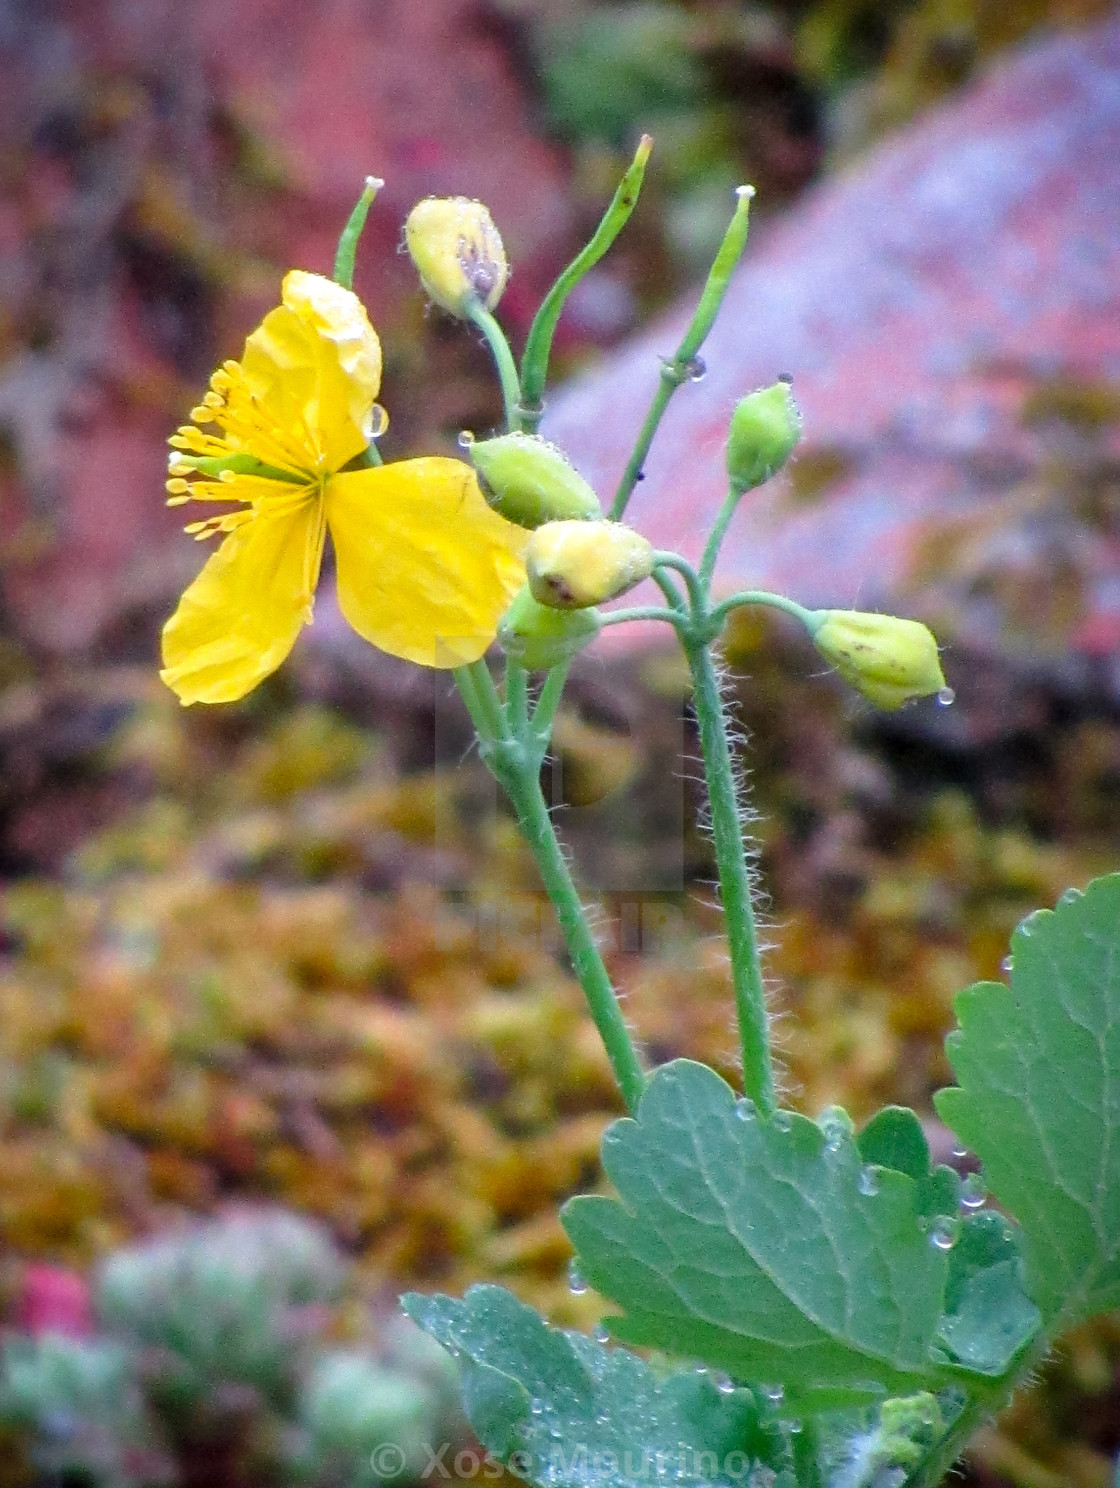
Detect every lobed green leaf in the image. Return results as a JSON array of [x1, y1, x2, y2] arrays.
[[936, 873, 1120, 1329]]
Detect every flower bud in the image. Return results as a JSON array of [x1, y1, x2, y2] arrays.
[[469, 433, 601, 529], [811, 610, 946, 710], [498, 587, 601, 671], [404, 197, 508, 316], [527, 521, 654, 609], [726, 380, 801, 493]]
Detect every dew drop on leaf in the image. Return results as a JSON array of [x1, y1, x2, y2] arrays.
[[735, 1097, 757, 1121], [457, 429, 475, 449], [1001, 955, 1013, 973], [568, 1259, 588, 1295], [713, 1372, 734, 1394], [593, 1324, 610, 1344], [772, 1110, 792, 1133], [858, 1165, 879, 1197], [937, 687, 956, 706]]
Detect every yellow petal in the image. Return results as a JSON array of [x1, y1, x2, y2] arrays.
[[239, 271, 382, 473], [161, 496, 326, 704], [325, 459, 527, 668]]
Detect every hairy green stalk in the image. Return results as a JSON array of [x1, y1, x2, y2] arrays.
[[681, 629, 775, 1116], [454, 662, 646, 1113]]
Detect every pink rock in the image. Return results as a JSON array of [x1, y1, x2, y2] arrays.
[[17, 1262, 93, 1338], [542, 18, 1120, 660]]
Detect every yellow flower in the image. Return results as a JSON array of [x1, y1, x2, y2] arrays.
[[161, 271, 526, 705]]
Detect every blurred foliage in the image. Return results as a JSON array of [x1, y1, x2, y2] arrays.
[[0, 1208, 467, 1488]]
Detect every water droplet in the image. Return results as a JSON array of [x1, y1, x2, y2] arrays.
[[368, 404, 389, 438], [937, 686, 955, 706], [735, 1097, 757, 1122], [529, 1398, 544, 1416], [761, 1383, 785, 1405], [1019, 920, 1034, 937], [928, 1215, 959, 1251], [1059, 887, 1083, 907], [568, 1260, 588, 1295], [951, 1146, 968, 1160], [457, 429, 475, 449], [694, 1364, 709, 1376], [772, 1110, 792, 1133], [781, 1418, 803, 1435], [686, 355, 707, 383], [858, 1166, 879, 1197], [593, 1324, 610, 1344], [818, 1105, 852, 1152], [1001, 955, 1013, 973], [713, 1372, 735, 1394], [960, 1174, 987, 1210]]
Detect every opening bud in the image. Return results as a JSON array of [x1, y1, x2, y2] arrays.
[[498, 587, 601, 671], [811, 610, 946, 710], [404, 197, 508, 316], [726, 380, 801, 493], [527, 521, 654, 609], [470, 433, 601, 529]]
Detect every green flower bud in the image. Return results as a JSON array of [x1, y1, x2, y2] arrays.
[[498, 586, 601, 671], [726, 380, 801, 493], [469, 433, 601, 529], [527, 520, 654, 609], [811, 610, 947, 710], [404, 197, 508, 316]]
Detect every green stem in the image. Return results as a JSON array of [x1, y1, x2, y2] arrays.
[[652, 551, 703, 613], [466, 302, 522, 430], [682, 632, 775, 1115], [598, 605, 687, 630], [708, 591, 817, 631], [519, 136, 653, 430], [609, 185, 755, 521], [498, 763, 646, 1112], [505, 661, 529, 732], [699, 487, 741, 590], [531, 663, 570, 737], [905, 1393, 997, 1488], [333, 176, 384, 290], [455, 659, 503, 742], [652, 567, 687, 612]]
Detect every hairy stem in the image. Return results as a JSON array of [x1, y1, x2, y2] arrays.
[[498, 762, 646, 1112], [682, 633, 775, 1115]]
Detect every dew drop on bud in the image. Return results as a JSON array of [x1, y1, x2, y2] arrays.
[[567, 1259, 588, 1296], [858, 1166, 879, 1197], [928, 1215, 959, 1250], [457, 429, 475, 449], [735, 1097, 757, 1122], [937, 686, 956, 706], [951, 1146, 968, 1160], [960, 1174, 987, 1210]]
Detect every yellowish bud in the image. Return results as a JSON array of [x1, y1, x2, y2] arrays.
[[527, 521, 653, 609], [811, 610, 947, 710], [404, 197, 508, 316], [469, 433, 601, 529], [498, 587, 601, 671]]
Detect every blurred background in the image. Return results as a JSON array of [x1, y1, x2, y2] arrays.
[[0, 0, 1119, 1484]]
